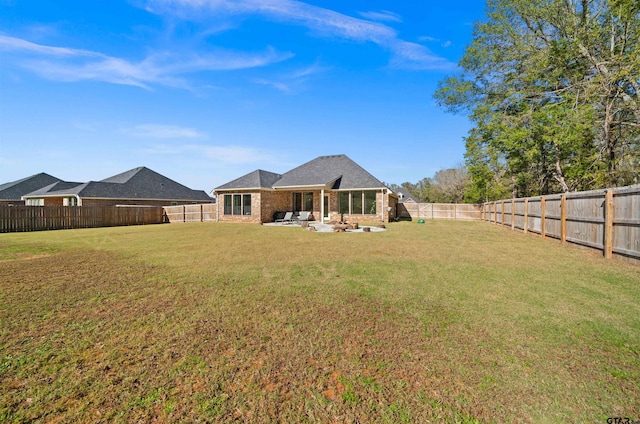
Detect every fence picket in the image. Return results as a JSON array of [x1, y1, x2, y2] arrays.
[[0, 206, 164, 233], [483, 185, 639, 264]]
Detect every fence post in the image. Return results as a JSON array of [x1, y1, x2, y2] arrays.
[[201, 204, 204, 222], [524, 198, 529, 234], [183, 205, 186, 223], [511, 199, 515, 230], [561, 194, 567, 245], [541, 197, 546, 239], [501, 200, 505, 226], [604, 189, 614, 259]]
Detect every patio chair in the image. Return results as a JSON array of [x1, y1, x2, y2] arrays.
[[275, 211, 294, 224], [296, 211, 311, 222]]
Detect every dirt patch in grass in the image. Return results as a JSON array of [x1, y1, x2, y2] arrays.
[[1, 222, 639, 422]]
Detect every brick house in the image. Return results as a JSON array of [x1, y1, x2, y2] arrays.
[[212, 154, 398, 223], [21, 167, 212, 206], [0, 173, 62, 205]]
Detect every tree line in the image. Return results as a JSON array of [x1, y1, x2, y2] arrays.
[[388, 165, 471, 204], [434, 0, 639, 202]]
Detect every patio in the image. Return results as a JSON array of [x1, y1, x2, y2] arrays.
[[263, 221, 387, 233]]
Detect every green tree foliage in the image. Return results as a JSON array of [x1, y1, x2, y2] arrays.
[[391, 165, 472, 203], [435, 0, 640, 199]]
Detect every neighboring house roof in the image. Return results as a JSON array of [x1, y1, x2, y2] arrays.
[[215, 169, 282, 191], [396, 187, 419, 203], [0, 173, 62, 200], [273, 154, 386, 190], [22, 167, 212, 202]]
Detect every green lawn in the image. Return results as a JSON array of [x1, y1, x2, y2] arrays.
[[1, 221, 638, 423]]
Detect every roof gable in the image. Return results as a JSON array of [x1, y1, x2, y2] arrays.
[[0, 173, 62, 200], [273, 155, 385, 190], [215, 169, 282, 191], [396, 187, 419, 203]]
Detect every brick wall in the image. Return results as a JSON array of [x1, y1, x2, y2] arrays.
[[214, 189, 398, 223], [261, 191, 291, 223], [43, 197, 64, 206], [215, 191, 264, 223]]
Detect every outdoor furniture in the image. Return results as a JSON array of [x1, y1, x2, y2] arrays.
[[275, 211, 294, 224], [296, 211, 311, 222]]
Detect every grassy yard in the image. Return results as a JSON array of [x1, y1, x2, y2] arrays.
[[0, 221, 638, 423]]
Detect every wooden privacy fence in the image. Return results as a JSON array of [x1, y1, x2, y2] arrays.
[[482, 185, 640, 264], [0, 205, 164, 233], [163, 204, 217, 223], [398, 203, 482, 221]]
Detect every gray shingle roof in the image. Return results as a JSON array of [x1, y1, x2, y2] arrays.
[[396, 187, 419, 203], [273, 155, 385, 190], [0, 173, 62, 200], [24, 181, 85, 196], [215, 169, 282, 191], [22, 167, 212, 202]]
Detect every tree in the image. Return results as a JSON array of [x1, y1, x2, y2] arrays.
[[435, 0, 640, 198], [432, 166, 471, 203], [390, 165, 472, 203]]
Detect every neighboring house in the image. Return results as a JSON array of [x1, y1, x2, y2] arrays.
[[213, 154, 398, 223], [395, 187, 420, 220], [0, 173, 62, 205], [395, 187, 419, 203], [21, 167, 213, 206]]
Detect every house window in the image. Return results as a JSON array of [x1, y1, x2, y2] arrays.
[[292, 192, 313, 211], [351, 191, 363, 214], [304, 192, 313, 211], [365, 191, 377, 214], [26, 198, 44, 206], [293, 193, 301, 211], [224, 195, 232, 215], [243, 193, 251, 215], [224, 194, 251, 215], [233, 194, 242, 215], [338, 191, 377, 214], [63, 197, 78, 206], [338, 192, 350, 214]]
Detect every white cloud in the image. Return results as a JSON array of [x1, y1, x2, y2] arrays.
[[252, 61, 329, 93], [144, 143, 273, 165], [288, 62, 330, 79], [123, 124, 206, 138], [0, 35, 293, 89], [389, 40, 455, 71], [0, 34, 101, 57], [253, 78, 291, 92], [418, 36, 453, 49], [145, 0, 455, 70], [357, 10, 402, 23]]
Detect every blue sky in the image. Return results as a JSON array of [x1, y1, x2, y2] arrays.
[[0, 0, 486, 193]]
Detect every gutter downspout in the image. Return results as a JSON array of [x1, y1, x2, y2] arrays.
[[381, 189, 385, 222]]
